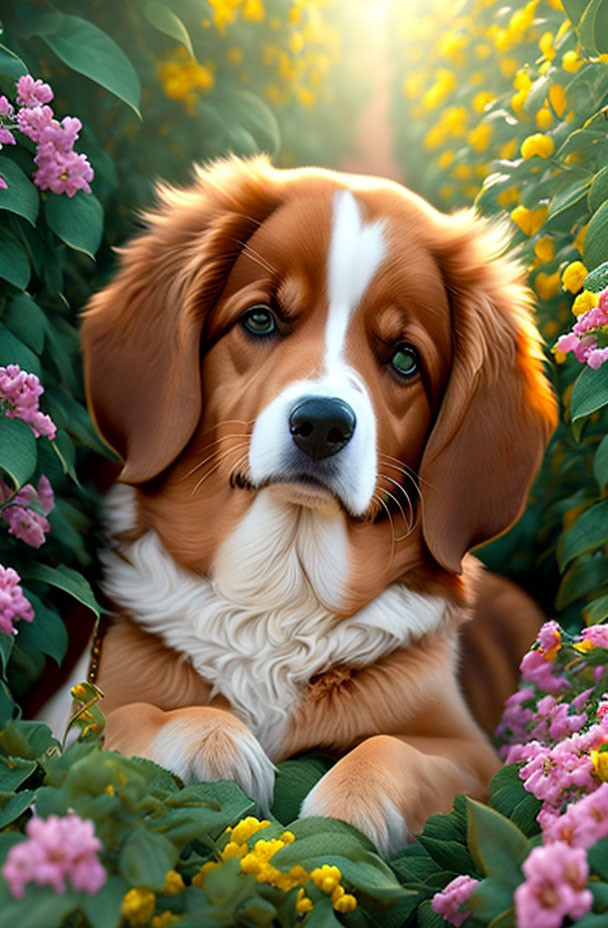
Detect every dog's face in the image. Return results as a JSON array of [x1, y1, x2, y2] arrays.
[[82, 156, 557, 610]]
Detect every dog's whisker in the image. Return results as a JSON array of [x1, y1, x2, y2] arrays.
[[234, 240, 277, 276], [184, 434, 252, 479], [377, 457, 424, 505], [373, 492, 396, 565], [381, 474, 416, 529], [191, 443, 250, 496], [376, 483, 411, 541], [377, 451, 437, 491]]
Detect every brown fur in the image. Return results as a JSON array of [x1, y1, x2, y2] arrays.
[[82, 155, 557, 843]]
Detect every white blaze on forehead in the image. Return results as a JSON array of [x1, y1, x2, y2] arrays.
[[326, 189, 386, 368]]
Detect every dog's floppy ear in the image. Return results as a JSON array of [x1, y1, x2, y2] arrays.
[[81, 155, 283, 484], [419, 212, 558, 574]]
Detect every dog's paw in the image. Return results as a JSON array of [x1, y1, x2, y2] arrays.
[[151, 707, 276, 813], [299, 738, 411, 855]]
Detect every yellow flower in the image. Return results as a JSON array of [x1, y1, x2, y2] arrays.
[[243, 0, 265, 22], [472, 91, 495, 113], [562, 50, 583, 72], [591, 749, 608, 781], [452, 163, 472, 180], [535, 271, 561, 300], [534, 236, 555, 263], [438, 151, 454, 169], [296, 889, 313, 914], [442, 105, 468, 137], [554, 350, 567, 363], [500, 139, 518, 160], [221, 841, 249, 859], [571, 290, 599, 316], [439, 184, 455, 199], [501, 57, 518, 78], [121, 888, 156, 927], [511, 205, 548, 237], [162, 871, 184, 895], [521, 133, 555, 159], [402, 72, 425, 99], [229, 817, 271, 845], [279, 831, 295, 844], [424, 125, 446, 150], [497, 186, 519, 207], [539, 31, 556, 61], [334, 894, 358, 913], [562, 261, 588, 293], [536, 107, 554, 130], [311, 865, 342, 894], [543, 319, 560, 337], [468, 123, 492, 152], [226, 47, 244, 65], [549, 84, 567, 116], [295, 87, 315, 106], [573, 639, 594, 653], [151, 914, 179, 928]]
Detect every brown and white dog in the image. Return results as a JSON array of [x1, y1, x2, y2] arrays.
[[79, 155, 557, 853]]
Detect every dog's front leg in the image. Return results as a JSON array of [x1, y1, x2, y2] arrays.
[[104, 702, 276, 812], [300, 734, 500, 855]]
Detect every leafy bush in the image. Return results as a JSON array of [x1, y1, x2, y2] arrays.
[[390, 0, 608, 628]]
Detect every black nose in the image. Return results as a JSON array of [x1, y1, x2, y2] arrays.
[[289, 397, 356, 461]]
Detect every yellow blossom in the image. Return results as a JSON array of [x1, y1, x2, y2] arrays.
[[497, 186, 519, 207], [535, 271, 561, 300], [573, 639, 595, 653], [573, 224, 588, 254], [500, 139, 518, 160], [548, 84, 567, 116], [592, 750, 608, 781], [226, 47, 244, 65], [539, 31, 556, 60], [511, 205, 547, 236], [452, 164, 472, 180], [243, 0, 265, 22], [562, 261, 588, 293], [536, 107, 554, 130], [438, 151, 455, 169], [472, 91, 495, 113], [296, 889, 313, 913], [468, 123, 492, 152], [543, 319, 560, 337], [439, 184, 455, 199], [334, 894, 358, 913], [554, 350, 567, 363], [521, 133, 555, 159], [501, 57, 519, 78], [402, 72, 425, 99], [311, 865, 342, 894], [121, 888, 156, 927], [229, 817, 271, 845], [151, 914, 179, 928], [572, 290, 600, 316], [162, 871, 185, 895], [534, 236, 555, 263], [562, 50, 583, 72], [295, 87, 315, 106], [425, 125, 446, 150], [221, 841, 249, 859], [279, 831, 295, 844]]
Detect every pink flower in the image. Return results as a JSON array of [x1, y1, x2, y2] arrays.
[[431, 875, 479, 926], [0, 564, 33, 635], [16, 105, 55, 143], [514, 842, 592, 928], [543, 782, 608, 848], [0, 127, 15, 148], [587, 347, 608, 369], [0, 364, 56, 439], [538, 621, 562, 657], [33, 145, 94, 197], [0, 176, 6, 190], [520, 650, 569, 693], [16, 75, 53, 108], [2, 813, 106, 899], [0, 95, 14, 117], [1, 476, 54, 548], [581, 625, 608, 649]]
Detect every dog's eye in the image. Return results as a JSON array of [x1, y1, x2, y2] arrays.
[[242, 305, 276, 336], [391, 345, 419, 378]]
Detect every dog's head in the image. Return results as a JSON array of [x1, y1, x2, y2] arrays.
[[82, 155, 557, 601]]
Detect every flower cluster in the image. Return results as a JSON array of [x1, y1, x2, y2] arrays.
[[191, 816, 357, 916], [0, 564, 33, 635], [514, 842, 592, 928], [0, 365, 56, 440], [2, 813, 106, 899], [431, 874, 479, 926], [0, 475, 54, 548], [0, 75, 93, 195], [554, 283, 608, 370]]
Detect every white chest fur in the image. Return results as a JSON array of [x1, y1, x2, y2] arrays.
[[101, 489, 453, 758]]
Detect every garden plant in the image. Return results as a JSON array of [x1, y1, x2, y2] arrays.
[[1, 0, 608, 926]]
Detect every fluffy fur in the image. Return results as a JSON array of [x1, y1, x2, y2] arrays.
[[78, 154, 558, 853]]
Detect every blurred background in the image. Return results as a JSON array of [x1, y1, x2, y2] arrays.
[[0, 0, 608, 717]]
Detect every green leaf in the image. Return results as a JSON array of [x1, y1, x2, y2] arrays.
[[0, 755, 36, 792], [272, 832, 369, 868], [588, 836, 608, 879], [559, 499, 608, 569], [144, 2, 194, 56], [556, 553, 608, 609], [0, 44, 28, 80], [594, 435, 608, 488], [0, 885, 79, 928], [0, 157, 39, 226], [416, 899, 446, 928], [547, 176, 591, 222], [584, 260, 608, 292], [0, 634, 13, 675], [334, 854, 409, 903], [563, 0, 592, 24], [33, 13, 141, 115], [44, 192, 103, 259], [417, 836, 478, 875], [4, 294, 47, 354], [0, 231, 30, 290], [585, 199, 608, 269], [218, 90, 281, 157], [272, 754, 335, 824], [467, 799, 529, 890], [81, 875, 129, 928], [469, 877, 513, 922], [19, 591, 67, 665], [510, 795, 542, 838], [578, 0, 608, 52], [0, 788, 35, 828], [588, 165, 608, 213], [21, 563, 101, 618], [287, 817, 378, 854], [584, 593, 608, 623], [488, 911, 515, 928], [119, 827, 178, 889], [0, 416, 37, 488], [0, 322, 42, 377], [571, 362, 608, 421]]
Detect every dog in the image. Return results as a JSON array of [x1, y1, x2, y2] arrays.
[[79, 154, 557, 854]]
